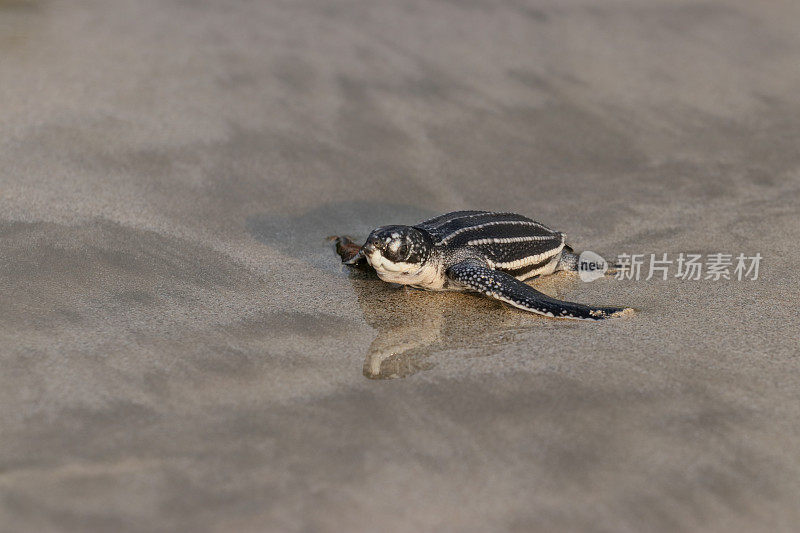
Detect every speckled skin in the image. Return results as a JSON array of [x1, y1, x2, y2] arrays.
[[339, 211, 631, 320], [446, 259, 629, 320]]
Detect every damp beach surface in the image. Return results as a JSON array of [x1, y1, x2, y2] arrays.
[[2, 1, 800, 532]]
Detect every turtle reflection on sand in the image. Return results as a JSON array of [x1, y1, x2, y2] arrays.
[[332, 235, 590, 379]]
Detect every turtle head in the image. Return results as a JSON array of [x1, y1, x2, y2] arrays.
[[362, 225, 432, 275]]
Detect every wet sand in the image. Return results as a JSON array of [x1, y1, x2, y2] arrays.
[[2, 0, 800, 531]]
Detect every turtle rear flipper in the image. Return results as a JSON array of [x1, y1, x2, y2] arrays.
[[556, 245, 579, 272], [447, 260, 632, 320]]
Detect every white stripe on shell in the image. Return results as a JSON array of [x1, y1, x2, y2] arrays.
[[421, 211, 502, 227], [439, 220, 550, 244], [467, 235, 554, 246], [485, 243, 563, 270]]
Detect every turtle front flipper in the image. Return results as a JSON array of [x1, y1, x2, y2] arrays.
[[446, 260, 633, 320], [329, 235, 368, 267]]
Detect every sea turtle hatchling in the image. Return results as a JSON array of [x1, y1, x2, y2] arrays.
[[334, 210, 633, 320]]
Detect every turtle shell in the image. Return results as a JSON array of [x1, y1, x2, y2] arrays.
[[414, 211, 565, 278]]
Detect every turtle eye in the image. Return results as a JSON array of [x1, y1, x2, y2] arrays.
[[385, 238, 410, 262]]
